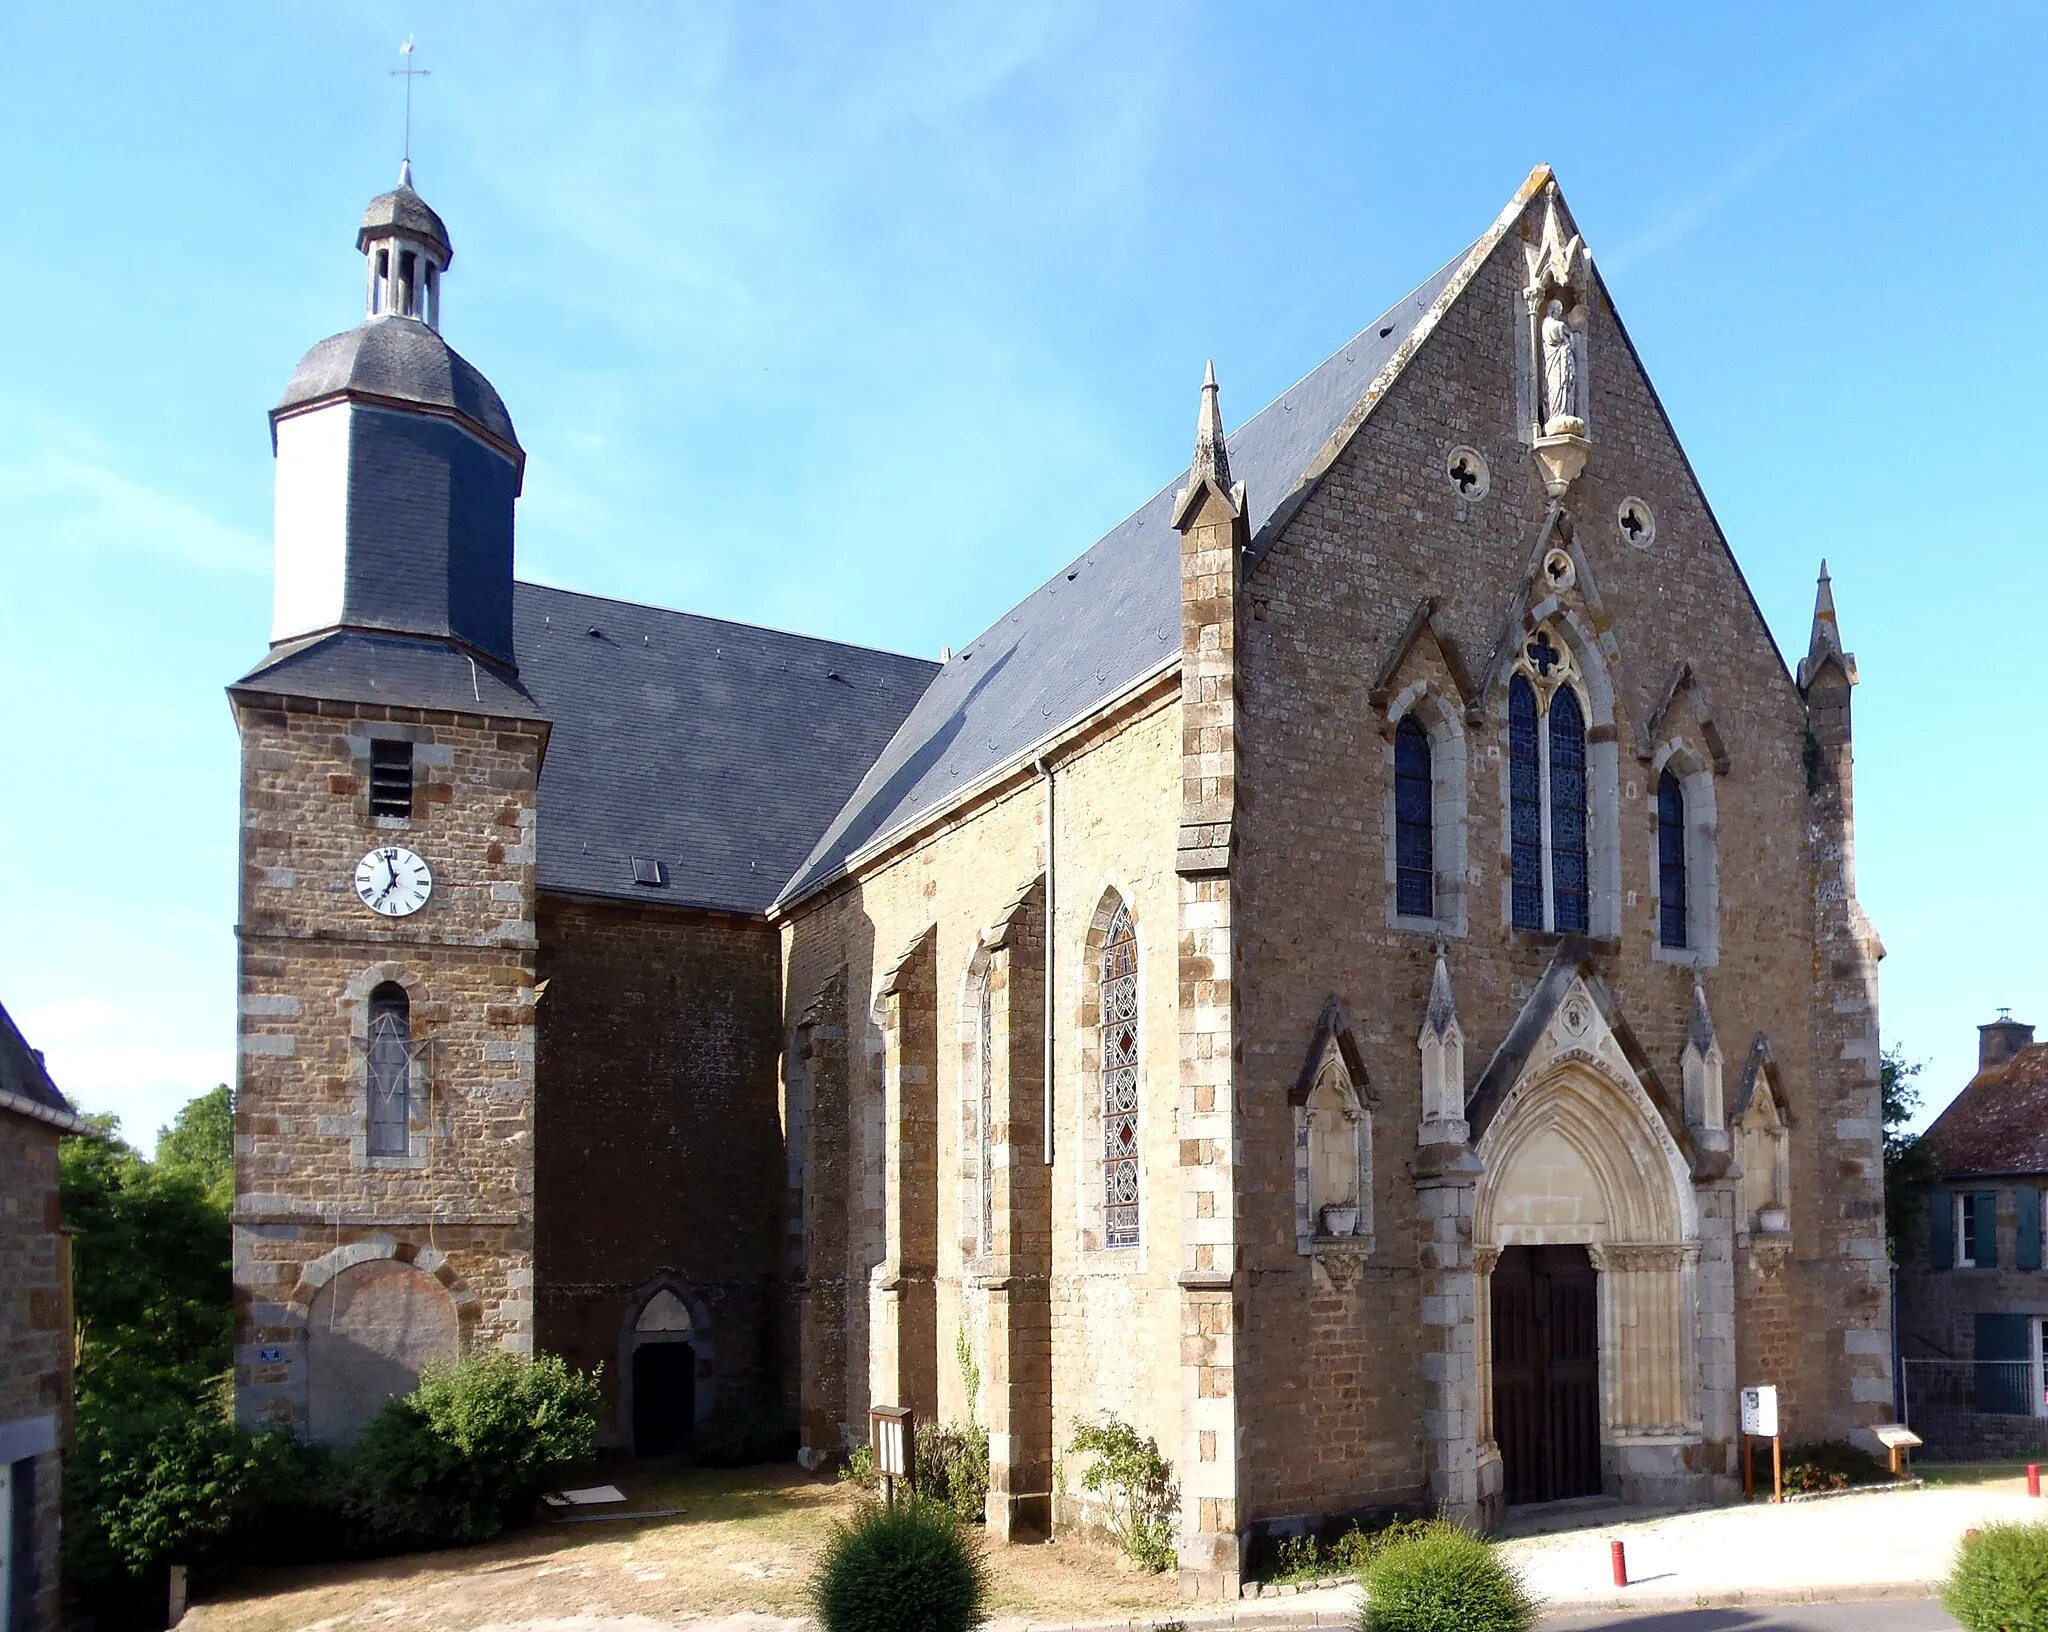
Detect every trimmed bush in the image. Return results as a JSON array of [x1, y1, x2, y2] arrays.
[[694, 1403, 800, 1468], [1362, 1519, 1537, 1632], [348, 1351, 602, 1547], [1943, 1521, 2048, 1632], [809, 1497, 991, 1632]]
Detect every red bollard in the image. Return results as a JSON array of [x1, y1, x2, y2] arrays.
[[2029, 1465, 2041, 1498], [1611, 1540, 1628, 1587]]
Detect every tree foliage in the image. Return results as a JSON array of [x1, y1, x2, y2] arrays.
[[155, 1083, 234, 1213], [1882, 1043, 1938, 1262], [61, 1105, 232, 1411], [1067, 1416, 1177, 1572]]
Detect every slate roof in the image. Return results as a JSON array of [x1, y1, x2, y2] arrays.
[[275, 318, 520, 454], [359, 182, 452, 261], [774, 243, 1474, 906], [231, 628, 546, 719], [512, 584, 936, 912], [0, 998, 87, 1133], [1925, 1044, 2048, 1177]]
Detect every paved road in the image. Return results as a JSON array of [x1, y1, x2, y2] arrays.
[[1544, 1600, 1957, 1631]]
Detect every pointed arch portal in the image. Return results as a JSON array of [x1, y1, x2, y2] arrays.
[[1474, 1053, 1700, 1505]]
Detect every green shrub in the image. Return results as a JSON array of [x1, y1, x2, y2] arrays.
[[917, 1420, 990, 1524], [809, 1497, 991, 1632], [1068, 1416, 1178, 1573], [842, 1440, 880, 1487], [347, 1351, 602, 1547], [1362, 1519, 1537, 1632], [694, 1402, 800, 1468], [1943, 1521, 2048, 1632]]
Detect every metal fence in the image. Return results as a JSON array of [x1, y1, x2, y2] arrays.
[[1902, 1358, 2048, 1459]]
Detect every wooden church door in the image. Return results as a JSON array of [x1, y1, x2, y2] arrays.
[[1491, 1244, 1602, 1504]]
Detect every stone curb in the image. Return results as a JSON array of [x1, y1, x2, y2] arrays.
[[999, 1580, 1941, 1631]]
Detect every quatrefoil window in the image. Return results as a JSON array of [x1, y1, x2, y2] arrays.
[[1446, 446, 1490, 501], [1619, 497, 1656, 550]]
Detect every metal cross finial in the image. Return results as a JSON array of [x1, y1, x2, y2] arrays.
[[390, 37, 431, 166]]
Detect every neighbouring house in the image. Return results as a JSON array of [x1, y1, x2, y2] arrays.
[[1897, 1013, 2048, 1457], [0, 1000, 88, 1632], [233, 156, 1890, 1597]]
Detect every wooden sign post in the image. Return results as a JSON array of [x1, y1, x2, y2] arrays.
[[1740, 1385, 1782, 1504], [870, 1405, 916, 1508], [1872, 1423, 1923, 1481]]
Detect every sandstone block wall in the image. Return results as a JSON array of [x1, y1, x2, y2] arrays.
[[778, 686, 1183, 1489], [232, 695, 542, 1435], [0, 1111, 66, 1631], [1229, 205, 1885, 1525], [534, 896, 785, 1444]]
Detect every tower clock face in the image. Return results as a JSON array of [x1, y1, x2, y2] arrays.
[[353, 846, 433, 918]]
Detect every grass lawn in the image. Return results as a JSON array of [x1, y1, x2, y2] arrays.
[[1917, 1461, 2035, 1490], [183, 1463, 1184, 1632]]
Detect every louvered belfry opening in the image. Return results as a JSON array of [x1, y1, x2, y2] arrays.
[[1491, 1244, 1602, 1505], [369, 739, 414, 818]]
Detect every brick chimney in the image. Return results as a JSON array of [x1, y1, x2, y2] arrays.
[[1979, 1010, 2037, 1072]]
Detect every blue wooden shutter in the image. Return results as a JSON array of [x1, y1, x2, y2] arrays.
[[2019, 1188, 2043, 1272], [1976, 1312, 2033, 1415], [1977, 1191, 2001, 1268], [1930, 1190, 1953, 1269]]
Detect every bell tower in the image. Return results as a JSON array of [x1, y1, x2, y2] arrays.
[[230, 172, 544, 1443]]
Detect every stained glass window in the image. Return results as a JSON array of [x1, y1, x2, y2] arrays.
[[366, 981, 411, 1156], [1395, 716, 1435, 918], [978, 962, 994, 1255], [1549, 686, 1589, 933], [1102, 901, 1140, 1250], [1508, 675, 1544, 931], [1658, 769, 1688, 949]]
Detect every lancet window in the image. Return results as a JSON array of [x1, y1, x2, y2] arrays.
[[366, 981, 412, 1157], [977, 961, 994, 1255], [1507, 629, 1590, 934], [1101, 902, 1141, 1250], [1394, 716, 1435, 918], [1658, 770, 1688, 949]]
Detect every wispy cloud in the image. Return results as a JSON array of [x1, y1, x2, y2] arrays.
[[1603, 38, 1929, 273], [0, 398, 267, 575]]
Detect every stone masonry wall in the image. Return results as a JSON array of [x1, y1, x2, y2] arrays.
[[1229, 193, 1885, 1525], [534, 896, 785, 1446], [778, 688, 1182, 1490], [232, 694, 542, 1435], [0, 1111, 66, 1631]]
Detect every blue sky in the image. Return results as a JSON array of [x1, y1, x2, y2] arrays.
[[2, 2, 2041, 1146]]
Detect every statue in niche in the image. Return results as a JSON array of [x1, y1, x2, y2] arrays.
[[1541, 299, 1585, 436]]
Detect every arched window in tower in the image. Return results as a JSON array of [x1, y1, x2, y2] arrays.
[[1394, 715, 1435, 918], [366, 982, 411, 1157], [1508, 674, 1544, 930], [1658, 769, 1688, 949], [1549, 686, 1589, 933], [1101, 902, 1141, 1250]]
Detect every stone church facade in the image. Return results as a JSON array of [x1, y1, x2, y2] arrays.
[[233, 163, 1889, 1594]]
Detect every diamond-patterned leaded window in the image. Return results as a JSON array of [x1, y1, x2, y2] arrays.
[[1394, 715, 1435, 918], [1102, 902, 1140, 1250], [978, 961, 994, 1255], [366, 981, 411, 1156]]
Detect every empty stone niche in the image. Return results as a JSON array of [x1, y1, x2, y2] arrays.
[[307, 1258, 459, 1444]]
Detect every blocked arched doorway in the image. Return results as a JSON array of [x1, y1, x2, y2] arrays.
[[622, 1284, 714, 1456], [1475, 1046, 1698, 1506]]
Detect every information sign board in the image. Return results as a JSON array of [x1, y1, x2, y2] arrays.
[[1740, 1384, 1779, 1439]]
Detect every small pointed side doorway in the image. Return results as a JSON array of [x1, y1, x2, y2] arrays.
[[1491, 1244, 1601, 1504], [630, 1289, 697, 1457]]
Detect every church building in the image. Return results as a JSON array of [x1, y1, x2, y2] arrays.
[[232, 162, 1890, 1596]]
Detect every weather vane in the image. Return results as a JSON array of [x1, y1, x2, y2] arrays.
[[389, 37, 430, 165]]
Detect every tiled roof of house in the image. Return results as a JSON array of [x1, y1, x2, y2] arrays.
[[0, 999, 88, 1133], [1925, 1043, 2048, 1177]]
